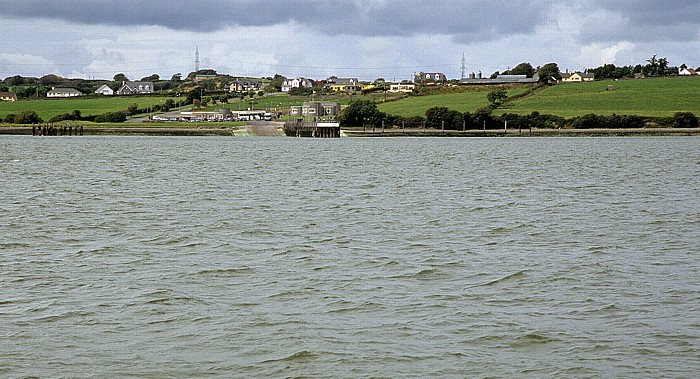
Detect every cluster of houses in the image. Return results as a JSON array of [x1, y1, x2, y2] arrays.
[[280, 77, 365, 93], [279, 76, 421, 94], [42, 81, 156, 98], [7, 64, 700, 103]]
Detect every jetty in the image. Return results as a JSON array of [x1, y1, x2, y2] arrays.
[[284, 119, 340, 138]]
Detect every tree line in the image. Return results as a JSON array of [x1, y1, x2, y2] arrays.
[[338, 100, 699, 130]]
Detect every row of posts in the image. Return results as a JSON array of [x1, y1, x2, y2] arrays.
[[363, 120, 530, 133], [32, 124, 84, 136]]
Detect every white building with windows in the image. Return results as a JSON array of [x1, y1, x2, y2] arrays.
[[281, 77, 313, 93], [117, 81, 154, 95]]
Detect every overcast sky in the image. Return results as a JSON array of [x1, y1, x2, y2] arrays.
[[1, 0, 699, 81]]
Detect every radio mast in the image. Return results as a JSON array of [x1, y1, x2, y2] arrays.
[[195, 45, 200, 72]]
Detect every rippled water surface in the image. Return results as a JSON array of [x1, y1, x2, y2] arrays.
[[1, 136, 699, 377]]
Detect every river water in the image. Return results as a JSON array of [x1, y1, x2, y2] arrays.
[[1, 136, 699, 378]]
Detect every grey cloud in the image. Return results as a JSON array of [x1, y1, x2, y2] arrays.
[[3, 0, 698, 46], [0, 0, 550, 40], [576, 0, 700, 43]]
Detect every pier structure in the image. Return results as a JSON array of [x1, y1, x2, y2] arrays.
[[284, 119, 340, 138]]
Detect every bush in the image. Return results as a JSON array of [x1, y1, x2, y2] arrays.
[[49, 109, 83, 123], [94, 111, 127, 123], [672, 112, 699, 128], [13, 110, 43, 124]]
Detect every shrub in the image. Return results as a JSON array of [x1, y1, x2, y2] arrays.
[[94, 111, 127, 123], [13, 110, 43, 124], [672, 112, 699, 128]]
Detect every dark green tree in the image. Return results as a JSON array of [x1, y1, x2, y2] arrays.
[[141, 74, 160, 82], [506, 62, 535, 77], [5, 75, 25, 86], [672, 112, 699, 128], [537, 63, 562, 83], [113, 73, 128, 82], [13, 110, 43, 124], [265, 74, 286, 92], [487, 89, 508, 106], [40, 74, 62, 86], [338, 99, 386, 127], [425, 107, 450, 128]]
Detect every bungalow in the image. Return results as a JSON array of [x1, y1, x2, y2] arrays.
[[561, 71, 595, 82], [95, 84, 114, 96], [679, 68, 699, 76], [230, 80, 262, 92], [281, 77, 313, 93], [0, 92, 17, 102], [389, 83, 416, 93], [326, 78, 360, 92], [117, 81, 154, 95], [47, 87, 83, 98]]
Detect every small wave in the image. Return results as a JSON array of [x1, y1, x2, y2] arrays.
[[144, 296, 194, 305], [391, 268, 441, 280], [35, 310, 95, 322], [195, 267, 253, 276], [467, 270, 529, 288], [262, 350, 316, 363], [509, 332, 556, 347]]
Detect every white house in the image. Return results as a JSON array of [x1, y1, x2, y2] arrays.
[[281, 77, 313, 93], [95, 84, 114, 96], [47, 87, 83, 98], [679, 68, 699, 76], [389, 83, 416, 93], [117, 81, 154, 95]]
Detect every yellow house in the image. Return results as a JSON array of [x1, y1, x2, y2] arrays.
[[0, 92, 17, 102], [561, 71, 595, 82], [326, 78, 360, 92]]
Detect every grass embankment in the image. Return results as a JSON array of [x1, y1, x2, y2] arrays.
[[377, 87, 529, 117], [374, 77, 700, 119], [0, 96, 178, 120], [500, 76, 700, 118]]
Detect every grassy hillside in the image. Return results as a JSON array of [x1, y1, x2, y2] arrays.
[[501, 76, 700, 118], [0, 96, 177, 120], [377, 87, 529, 117]]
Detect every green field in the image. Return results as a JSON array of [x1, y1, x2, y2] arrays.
[[224, 93, 391, 111], [0, 96, 178, 120], [2, 77, 699, 123], [501, 76, 700, 118], [377, 87, 529, 117]]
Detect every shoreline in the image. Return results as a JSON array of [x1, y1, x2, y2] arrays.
[[342, 127, 700, 137], [2, 125, 699, 137]]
